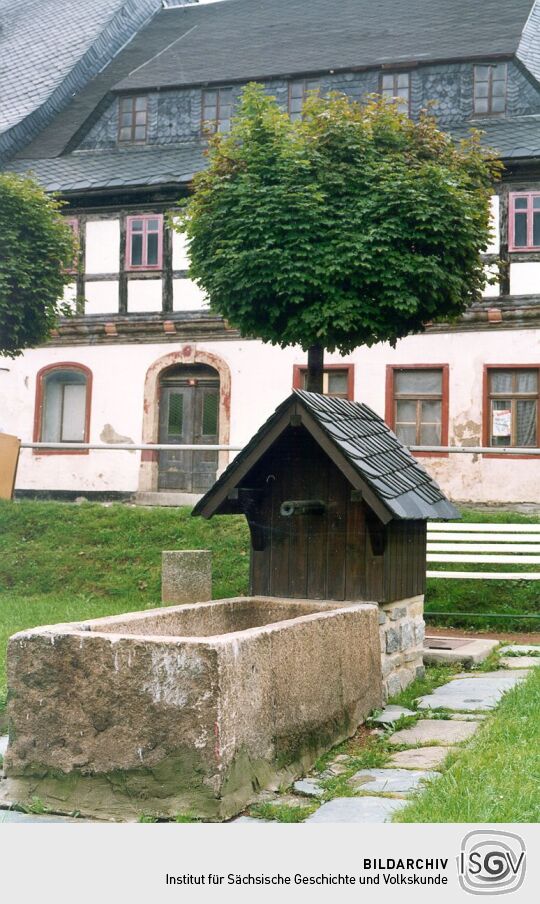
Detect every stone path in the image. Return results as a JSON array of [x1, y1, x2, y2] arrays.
[[349, 767, 438, 793], [500, 656, 540, 669], [417, 671, 528, 712], [0, 810, 77, 824], [388, 718, 480, 746], [306, 797, 406, 823], [388, 746, 454, 769]]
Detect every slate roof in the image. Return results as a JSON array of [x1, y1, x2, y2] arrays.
[[10, 110, 540, 195], [8, 144, 207, 193], [454, 115, 540, 159], [116, 0, 536, 92], [193, 390, 459, 522], [0, 0, 162, 161], [4, 0, 540, 191]]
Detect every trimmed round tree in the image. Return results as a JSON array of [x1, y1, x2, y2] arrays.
[[178, 84, 501, 390], [0, 173, 77, 358]]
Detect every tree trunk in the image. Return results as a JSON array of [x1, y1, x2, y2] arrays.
[[306, 344, 324, 393]]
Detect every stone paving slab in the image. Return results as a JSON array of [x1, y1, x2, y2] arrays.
[[293, 779, 325, 798], [499, 645, 540, 655], [500, 656, 540, 669], [306, 797, 406, 823], [350, 767, 438, 794], [423, 638, 498, 667], [451, 670, 531, 680], [0, 736, 8, 758], [370, 706, 415, 726], [231, 816, 271, 824], [388, 719, 480, 746], [0, 808, 79, 824], [388, 746, 455, 770], [417, 673, 527, 711]]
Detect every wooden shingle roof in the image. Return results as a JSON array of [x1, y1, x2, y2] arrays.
[[193, 390, 460, 523]]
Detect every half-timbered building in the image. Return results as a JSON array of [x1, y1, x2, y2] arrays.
[[1, 0, 539, 504]]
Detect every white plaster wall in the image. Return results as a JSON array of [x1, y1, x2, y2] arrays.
[[510, 262, 540, 296], [63, 283, 77, 312], [173, 278, 208, 311], [85, 220, 120, 274], [0, 345, 144, 493], [1, 328, 539, 502], [172, 230, 190, 270], [84, 281, 119, 315], [482, 264, 500, 299], [127, 280, 163, 313], [486, 195, 500, 255]]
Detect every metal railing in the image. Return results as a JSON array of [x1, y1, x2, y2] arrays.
[[21, 443, 243, 451], [19, 443, 540, 455]]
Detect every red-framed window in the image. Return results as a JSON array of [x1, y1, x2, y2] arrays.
[[380, 71, 411, 115], [483, 366, 539, 455], [118, 95, 148, 144], [473, 63, 507, 115], [64, 218, 79, 273], [293, 364, 354, 400], [33, 363, 92, 455], [288, 79, 321, 121], [385, 365, 449, 457], [201, 87, 233, 134], [508, 192, 540, 251], [126, 214, 163, 270]]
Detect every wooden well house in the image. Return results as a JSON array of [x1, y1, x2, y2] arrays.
[[193, 391, 459, 603]]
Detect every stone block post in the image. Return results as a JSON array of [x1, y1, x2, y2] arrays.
[[378, 595, 426, 699], [161, 550, 212, 604]]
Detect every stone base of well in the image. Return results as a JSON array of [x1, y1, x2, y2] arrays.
[[1, 597, 382, 821], [378, 596, 425, 700]]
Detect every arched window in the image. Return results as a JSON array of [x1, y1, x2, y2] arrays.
[[34, 364, 92, 453]]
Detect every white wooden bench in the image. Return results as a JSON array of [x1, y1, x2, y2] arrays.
[[426, 522, 540, 581]]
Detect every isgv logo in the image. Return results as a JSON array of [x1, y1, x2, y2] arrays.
[[458, 830, 526, 896]]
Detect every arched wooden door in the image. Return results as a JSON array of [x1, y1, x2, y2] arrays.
[[158, 364, 219, 492]]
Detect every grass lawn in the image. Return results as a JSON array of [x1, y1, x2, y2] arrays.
[[0, 500, 538, 710], [394, 665, 540, 823]]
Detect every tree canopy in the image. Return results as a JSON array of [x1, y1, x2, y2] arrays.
[[0, 173, 76, 358], [178, 83, 501, 363]]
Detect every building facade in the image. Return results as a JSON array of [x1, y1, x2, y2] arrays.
[[1, 0, 539, 504]]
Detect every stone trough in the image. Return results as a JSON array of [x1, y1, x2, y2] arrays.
[[2, 597, 382, 821]]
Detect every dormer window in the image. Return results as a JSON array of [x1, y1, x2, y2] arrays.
[[118, 95, 148, 144], [202, 87, 233, 134], [381, 72, 411, 115], [288, 79, 320, 121], [473, 64, 507, 115]]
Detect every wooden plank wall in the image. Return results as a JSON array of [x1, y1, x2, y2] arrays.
[[247, 427, 426, 602]]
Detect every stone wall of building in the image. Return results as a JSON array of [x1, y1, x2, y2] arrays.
[[378, 595, 425, 700], [78, 61, 540, 151]]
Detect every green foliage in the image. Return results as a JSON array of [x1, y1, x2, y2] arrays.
[[249, 802, 317, 823], [0, 173, 76, 357], [178, 84, 502, 353]]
